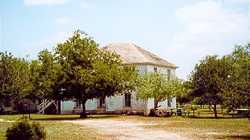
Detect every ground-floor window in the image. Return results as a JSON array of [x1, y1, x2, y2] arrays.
[[125, 93, 131, 107], [99, 97, 105, 108], [75, 100, 81, 107], [168, 98, 172, 107]]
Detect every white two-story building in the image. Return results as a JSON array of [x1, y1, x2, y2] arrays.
[[60, 43, 178, 115]]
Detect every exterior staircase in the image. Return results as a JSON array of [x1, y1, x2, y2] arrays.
[[38, 99, 57, 114]]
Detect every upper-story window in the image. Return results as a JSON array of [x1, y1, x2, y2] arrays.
[[154, 67, 157, 72], [167, 69, 171, 80], [137, 65, 147, 75]]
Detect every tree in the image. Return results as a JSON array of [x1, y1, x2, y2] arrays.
[[137, 73, 186, 109], [34, 50, 62, 100], [53, 30, 136, 118], [176, 81, 192, 106], [223, 44, 250, 110], [28, 60, 42, 100], [190, 56, 232, 118], [0, 52, 13, 104], [0, 52, 15, 108], [0, 52, 32, 109]]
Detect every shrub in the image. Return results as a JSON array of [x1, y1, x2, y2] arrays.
[[155, 108, 172, 117], [148, 108, 172, 117], [6, 118, 46, 140], [15, 98, 37, 113]]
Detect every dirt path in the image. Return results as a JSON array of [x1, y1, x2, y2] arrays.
[[65, 119, 190, 140]]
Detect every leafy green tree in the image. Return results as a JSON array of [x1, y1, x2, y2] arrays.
[[223, 44, 250, 110], [28, 60, 42, 100], [35, 50, 62, 100], [0, 52, 14, 107], [0, 52, 13, 104], [176, 81, 192, 106], [54, 30, 137, 118], [190, 56, 232, 118], [0, 52, 32, 108], [137, 73, 185, 109]]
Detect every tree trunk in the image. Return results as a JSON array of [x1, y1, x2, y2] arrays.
[[80, 99, 87, 118], [213, 104, 218, 118]]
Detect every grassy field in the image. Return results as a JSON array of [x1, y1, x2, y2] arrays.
[[0, 114, 106, 140], [0, 114, 249, 140], [115, 115, 250, 139], [114, 107, 250, 139]]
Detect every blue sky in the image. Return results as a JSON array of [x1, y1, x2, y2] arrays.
[[1, 0, 250, 79]]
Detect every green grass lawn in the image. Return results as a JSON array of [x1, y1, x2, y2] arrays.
[[115, 115, 250, 140], [0, 114, 105, 140], [0, 114, 249, 140]]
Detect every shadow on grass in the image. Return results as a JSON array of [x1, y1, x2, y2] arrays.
[[218, 134, 250, 140], [31, 114, 119, 121], [185, 116, 250, 119]]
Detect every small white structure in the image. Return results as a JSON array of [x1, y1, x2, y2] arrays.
[[60, 43, 178, 115]]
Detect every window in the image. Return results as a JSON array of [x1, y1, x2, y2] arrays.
[[138, 65, 147, 74], [154, 67, 157, 72], [168, 98, 172, 107], [75, 100, 81, 107], [167, 69, 171, 80], [125, 93, 131, 107], [99, 97, 105, 108]]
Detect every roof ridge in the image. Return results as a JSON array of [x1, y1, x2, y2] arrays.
[[133, 44, 176, 67], [102, 43, 177, 68]]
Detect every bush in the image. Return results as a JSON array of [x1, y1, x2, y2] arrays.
[[148, 108, 172, 117], [6, 118, 46, 140], [155, 108, 172, 117], [15, 99, 37, 113]]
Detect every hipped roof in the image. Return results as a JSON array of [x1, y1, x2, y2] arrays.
[[103, 43, 177, 68]]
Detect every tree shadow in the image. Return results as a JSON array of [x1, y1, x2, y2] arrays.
[[185, 116, 249, 119], [218, 134, 250, 140], [30, 114, 119, 121]]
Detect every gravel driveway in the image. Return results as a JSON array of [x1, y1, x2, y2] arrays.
[[65, 119, 190, 140]]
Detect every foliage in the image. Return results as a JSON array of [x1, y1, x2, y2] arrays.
[[48, 30, 137, 117], [175, 81, 192, 106], [137, 73, 186, 108], [15, 98, 37, 113], [222, 44, 250, 110], [0, 52, 32, 110], [6, 118, 46, 140], [190, 44, 250, 117], [190, 55, 232, 118], [0, 30, 136, 116], [34, 50, 62, 100]]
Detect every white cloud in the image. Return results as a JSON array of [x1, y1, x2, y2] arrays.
[[24, 0, 68, 6], [167, 0, 250, 79], [80, 0, 94, 9], [226, 0, 250, 4], [54, 31, 72, 43], [55, 17, 71, 25]]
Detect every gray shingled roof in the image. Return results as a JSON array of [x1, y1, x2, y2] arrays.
[[103, 43, 177, 68]]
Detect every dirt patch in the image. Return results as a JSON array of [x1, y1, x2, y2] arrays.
[[65, 119, 190, 140]]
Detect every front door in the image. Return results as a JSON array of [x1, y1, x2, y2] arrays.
[[125, 93, 131, 107], [98, 97, 105, 108]]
